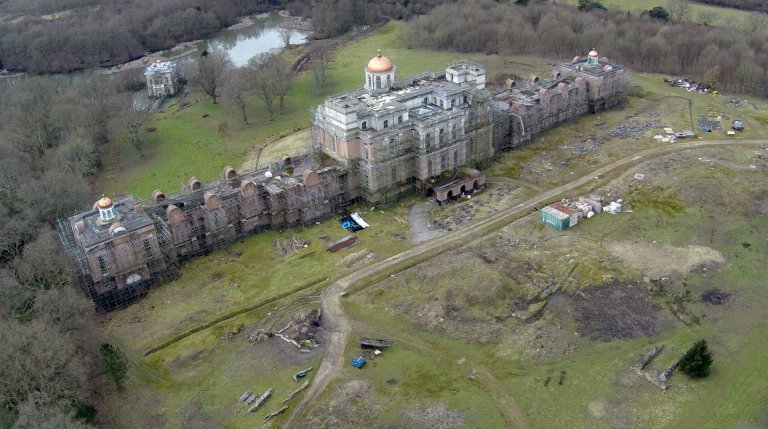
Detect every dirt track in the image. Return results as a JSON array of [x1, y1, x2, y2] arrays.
[[284, 140, 767, 428]]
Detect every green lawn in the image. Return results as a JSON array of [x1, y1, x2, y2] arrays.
[[560, 0, 754, 25], [97, 21, 551, 199]]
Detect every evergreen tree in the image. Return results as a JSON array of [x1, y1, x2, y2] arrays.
[[100, 343, 129, 389], [679, 339, 713, 378]]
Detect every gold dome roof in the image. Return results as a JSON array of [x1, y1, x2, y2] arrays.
[[588, 49, 598, 57], [96, 196, 113, 209], [367, 50, 393, 73]]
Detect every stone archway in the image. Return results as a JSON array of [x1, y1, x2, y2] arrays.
[[426, 187, 435, 198]]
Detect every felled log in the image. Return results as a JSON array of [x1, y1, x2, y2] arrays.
[[243, 388, 273, 416], [237, 390, 252, 404], [263, 406, 288, 423], [293, 367, 313, 381], [282, 380, 309, 404]]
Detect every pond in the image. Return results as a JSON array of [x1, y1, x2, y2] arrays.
[[206, 13, 311, 67]]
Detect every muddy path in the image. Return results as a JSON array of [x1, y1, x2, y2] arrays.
[[283, 140, 768, 428]]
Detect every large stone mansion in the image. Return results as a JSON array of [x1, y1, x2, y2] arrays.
[[60, 50, 628, 310]]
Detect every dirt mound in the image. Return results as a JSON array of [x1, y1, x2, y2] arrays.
[[605, 242, 724, 278], [701, 289, 730, 305]]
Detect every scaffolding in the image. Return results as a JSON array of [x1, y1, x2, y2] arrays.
[[56, 213, 179, 312]]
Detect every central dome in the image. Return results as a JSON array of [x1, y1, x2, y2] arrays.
[[588, 49, 598, 57], [367, 50, 393, 73], [96, 196, 113, 209]]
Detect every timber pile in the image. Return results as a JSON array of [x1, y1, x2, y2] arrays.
[[243, 388, 273, 416], [279, 309, 321, 344]]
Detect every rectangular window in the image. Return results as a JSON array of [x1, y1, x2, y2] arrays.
[[98, 255, 108, 276], [143, 239, 154, 259]]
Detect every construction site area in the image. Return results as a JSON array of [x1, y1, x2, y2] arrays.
[[87, 32, 768, 428]]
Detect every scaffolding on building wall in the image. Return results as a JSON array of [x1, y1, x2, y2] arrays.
[[56, 214, 179, 312]]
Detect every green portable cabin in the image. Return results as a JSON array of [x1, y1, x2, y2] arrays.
[[540, 204, 579, 230]]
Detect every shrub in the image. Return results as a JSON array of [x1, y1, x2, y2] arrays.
[[679, 339, 713, 378]]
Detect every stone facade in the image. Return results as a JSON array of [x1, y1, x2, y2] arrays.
[[144, 60, 180, 98], [61, 49, 628, 310], [314, 53, 494, 203]]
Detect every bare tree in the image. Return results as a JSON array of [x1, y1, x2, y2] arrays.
[[743, 12, 768, 35], [195, 47, 233, 104], [277, 26, 293, 49], [311, 46, 333, 95], [223, 68, 252, 124], [696, 11, 720, 27], [122, 107, 149, 157], [248, 52, 293, 118], [667, 0, 690, 23]]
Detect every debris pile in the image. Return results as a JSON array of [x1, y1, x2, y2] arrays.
[[221, 324, 244, 340], [663, 77, 712, 94], [278, 309, 322, 347], [247, 329, 274, 344], [273, 236, 308, 256]]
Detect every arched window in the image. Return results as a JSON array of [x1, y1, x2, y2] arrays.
[[451, 99, 455, 108], [423, 97, 428, 105], [386, 75, 391, 87], [451, 124, 457, 139], [439, 128, 445, 145], [427, 160, 433, 177], [391, 165, 397, 182], [463, 95, 468, 104], [361, 121, 367, 130], [439, 99, 444, 108], [425, 133, 432, 148], [453, 151, 458, 167], [441, 154, 447, 170], [376, 76, 381, 89], [383, 120, 388, 128], [367, 75, 372, 88], [397, 115, 403, 124]]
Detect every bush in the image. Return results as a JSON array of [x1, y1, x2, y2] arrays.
[[75, 404, 97, 423], [679, 339, 713, 378]]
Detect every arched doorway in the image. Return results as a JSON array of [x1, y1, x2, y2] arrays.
[[473, 180, 479, 190], [460, 185, 466, 195], [447, 190, 453, 200], [426, 188, 435, 198]]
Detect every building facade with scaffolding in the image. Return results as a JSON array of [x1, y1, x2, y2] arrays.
[[492, 49, 629, 153], [58, 156, 358, 311], [313, 52, 494, 204], [60, 49, 628, 310]]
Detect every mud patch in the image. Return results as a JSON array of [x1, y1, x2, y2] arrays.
[[406, 403, 465, 429], [605, 242, 724, 278], [701, 289, 730, 305], [181, 399, 217, 429], [567, 282, 662, 341]]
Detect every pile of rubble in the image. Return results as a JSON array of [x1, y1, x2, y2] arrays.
[[663, 77, 712, 94]]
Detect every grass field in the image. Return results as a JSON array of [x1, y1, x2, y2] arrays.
[[97, 21, 551, 199], [340, 146, 768, 428], [559, 0, 755, 25], [95, 21, 768, 429]]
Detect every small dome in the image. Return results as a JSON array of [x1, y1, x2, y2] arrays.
[[367, 50, 393, 73], [588, 49, 598, 57], [96, 196, 113, 209]]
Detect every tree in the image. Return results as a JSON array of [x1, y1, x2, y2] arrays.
[[195, 47, 233, 104], [578, 0, 606, 12], [222, 68, 252, 124], [667, 0, 690, 23], [248, 52, 293, 119], [696, 11, 720, 26], [647, 6, 670, 22], [122, 108, 148, 157], [679, 339, 713, 378], [311, 46, 333, 95], [742, 12, 768, 35], [277, 26, 293, 49], [100, 343, 129, 389], [14, 392, 92, 429]]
